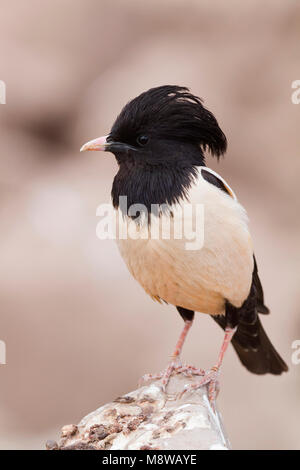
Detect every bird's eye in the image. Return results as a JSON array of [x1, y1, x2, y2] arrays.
[[137, 135, 149, 146]]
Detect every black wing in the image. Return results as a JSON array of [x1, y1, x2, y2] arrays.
[[253, 255, 269, 314], [211, 256, 288, 375]]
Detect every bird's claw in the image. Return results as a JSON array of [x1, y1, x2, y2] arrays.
[[139, 359, 182, 389], [178, 366, 220, 410], [139, 362, 206, 391]]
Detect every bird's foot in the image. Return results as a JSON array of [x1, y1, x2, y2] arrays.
[[178, 365, 220, 410], [139, 362, 205, 391], [139, 359, 181, 388], [161, 362, 206, 391], [175, 363, 206, 379]]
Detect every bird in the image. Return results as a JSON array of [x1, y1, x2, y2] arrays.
[[80, 85, 288, 404]]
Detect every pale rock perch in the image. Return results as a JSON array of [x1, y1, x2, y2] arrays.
[[47, 373, 230, 450]]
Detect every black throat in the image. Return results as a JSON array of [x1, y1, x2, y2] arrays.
[[111, 160, 202, 216]]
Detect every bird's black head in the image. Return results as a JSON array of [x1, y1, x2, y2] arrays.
[[108, 85, 227, 165], [81, 85, 227, 212]]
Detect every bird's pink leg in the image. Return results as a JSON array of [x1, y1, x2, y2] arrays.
[[172, 319, 193, 360], [180, 326, 237, 409], [215, 326, 236, 369], [161, 319, 194, 387], [141, 319, 204, 388]]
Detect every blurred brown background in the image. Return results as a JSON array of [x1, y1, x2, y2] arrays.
[[0, 0, 299, 450]]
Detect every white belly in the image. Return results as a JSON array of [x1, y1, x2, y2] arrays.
[[115, 170, 254, 315]]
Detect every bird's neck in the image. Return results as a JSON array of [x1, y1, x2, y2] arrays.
[[112, 163, 201, 215]]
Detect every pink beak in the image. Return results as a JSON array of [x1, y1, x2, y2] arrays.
[[80, 135, 109, 152]]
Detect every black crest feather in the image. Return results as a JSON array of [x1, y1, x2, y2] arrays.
[[111, 85, 227, 158]]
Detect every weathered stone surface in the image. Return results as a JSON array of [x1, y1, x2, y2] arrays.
[[52, 373, 229, 450]]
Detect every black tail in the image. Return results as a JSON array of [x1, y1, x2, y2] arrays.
[[212, 314, 288, 375]]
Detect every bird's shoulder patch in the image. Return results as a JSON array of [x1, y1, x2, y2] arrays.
[[200, 167, 237, 200]]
